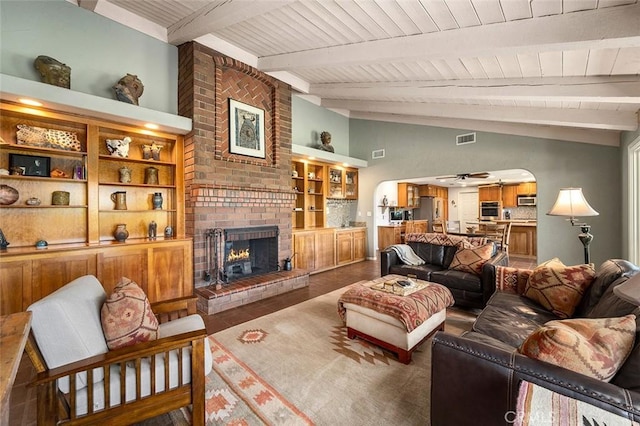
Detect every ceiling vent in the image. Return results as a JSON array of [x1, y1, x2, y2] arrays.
[[372, 149, 385, 159], [456, 132, 476, 145]]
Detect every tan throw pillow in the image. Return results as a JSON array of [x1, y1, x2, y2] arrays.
[[523, 258, 596, 319], [448, 243, 494, 275], [518, 315, 636, 382], [101, 277, 159, 350]]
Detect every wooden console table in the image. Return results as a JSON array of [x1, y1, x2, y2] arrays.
[[0, 311, 32, 426]]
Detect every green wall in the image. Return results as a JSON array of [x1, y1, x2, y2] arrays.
[[349, 119, 622, 267], [0, 0, 178, 113], [292, 95, 349, 155]]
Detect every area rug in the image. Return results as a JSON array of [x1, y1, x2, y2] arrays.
[[188, 285, 476, 425]]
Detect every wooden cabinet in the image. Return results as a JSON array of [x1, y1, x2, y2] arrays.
[[517, 182, 537, 195], [0, 239, 193, 315], [0, 101, 191, 312], [398, 183, 420, 208], [292, 159, 325, 229], [502, 185, 519, 208], [478, 185, 502, 201], [336, 228, 366, 265], [509, 225, 537, 257], [293, 228, 366, 273], [378, 225, 404, 251], [327, 166, 358, 200]]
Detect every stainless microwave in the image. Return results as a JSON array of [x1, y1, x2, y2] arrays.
[[518, 196, 537, 206]]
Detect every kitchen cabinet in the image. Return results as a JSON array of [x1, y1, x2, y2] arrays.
[[398, 183, 420, 208], [502, 185, 519, 208], [327, 166, 358, 200], [517, 182, 537, 195], [509, 224, 537, 257], [0, 101, 191, 313], [478, 185, 501, 202], [291, 159, 325, 229], [378, 225, 404, 251]]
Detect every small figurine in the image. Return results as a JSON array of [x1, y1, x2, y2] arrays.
[[0, 228, 9, 250], [148, 221, 157, 240], [113, 74, 144, 105], [34, 55, 71, 88], [317, 131, 335, 153], [105, 136, 132, 157], [164, 226, 173, 239]]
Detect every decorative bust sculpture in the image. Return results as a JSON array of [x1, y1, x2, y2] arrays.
[[318, 131, 334, 153], [113, 74, 144, 105]]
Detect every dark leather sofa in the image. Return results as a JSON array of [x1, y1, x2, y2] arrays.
[[380, 233, 508, 309], [431, 259, 640, 425]]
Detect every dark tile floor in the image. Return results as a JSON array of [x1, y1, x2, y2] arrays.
[[9, 255, 536, 425]]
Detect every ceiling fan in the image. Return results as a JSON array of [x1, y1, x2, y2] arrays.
[[436, 172, 491, 181]]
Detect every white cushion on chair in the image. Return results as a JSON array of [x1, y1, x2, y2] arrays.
[[159, 314, 213, 375], [27, 275, 109, 393]]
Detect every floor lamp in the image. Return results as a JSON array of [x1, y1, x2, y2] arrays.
[[547, 188, 599, 264]]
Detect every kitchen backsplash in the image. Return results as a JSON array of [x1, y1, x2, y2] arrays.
[[326, 199, 357, 228], [504, 206, 537, 220]]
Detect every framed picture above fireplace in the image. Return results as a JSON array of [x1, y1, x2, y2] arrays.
[[229, 99, 265, 159]]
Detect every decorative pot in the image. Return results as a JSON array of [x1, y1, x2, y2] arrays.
[[0, 184, 19, 205], [119, 166, 132, 183], [52, 191, 70, 206], [111, 191, 127, 210], [113, 224, 129, 242], [144, 167, 159, 185], [152, 192, 163, 210], [283, 258, 292, 271]]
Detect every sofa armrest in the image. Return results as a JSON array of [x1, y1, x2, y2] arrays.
[[431, 332, 640, 426], [380, 248, 400, 276], [481, 252, 509, 303]]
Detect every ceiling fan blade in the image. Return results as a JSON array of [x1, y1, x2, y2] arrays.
[[468, 172, 490, 179], [436, 175, 458, 180]]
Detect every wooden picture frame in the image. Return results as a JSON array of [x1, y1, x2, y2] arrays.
[[229, 99, 265, 159], [9, 153, 51, 177]]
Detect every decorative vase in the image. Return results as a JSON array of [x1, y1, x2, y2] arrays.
[[52, 191, 70, 206], [144, 167, 159, 185], [152, 192, 163, 210], [113, 224, 129, 242], [111, 191, 127, 210], [119, 166, 132, 183], [0, 184, 19, 205]]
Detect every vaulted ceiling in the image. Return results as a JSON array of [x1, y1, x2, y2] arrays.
[[74, 0, 640, 146]]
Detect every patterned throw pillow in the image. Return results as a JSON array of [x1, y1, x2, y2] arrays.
[[495, 265, 532, 295], [101, 277, 159, 350], [448, 243, 494, 275], [523, 258, 596, 319], [518, 315, 637, 382]]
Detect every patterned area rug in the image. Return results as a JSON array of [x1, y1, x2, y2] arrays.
[[197, 286, 475, 425]]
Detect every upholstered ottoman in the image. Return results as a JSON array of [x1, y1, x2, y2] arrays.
[[338, 275, 455, 364]]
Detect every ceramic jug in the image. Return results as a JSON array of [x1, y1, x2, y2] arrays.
[[119, 166, 132, 183], [152, 192, 163, 210], [111, 191, 127, 210], [144, 167, 159, 185], [113, 224, 129, 242]]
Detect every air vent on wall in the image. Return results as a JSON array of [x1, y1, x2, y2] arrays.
[[372, 149, 385, 159], [456, 132, 476, 145]]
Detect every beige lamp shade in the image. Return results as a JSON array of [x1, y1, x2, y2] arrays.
[[547, 188, 599, 218]]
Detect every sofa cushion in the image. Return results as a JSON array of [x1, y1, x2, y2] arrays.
[[409, 241, 445, 266], [576, 259, 639, 316], [431, 270, 483, 293], [523, 258, 596, 319], [518, 315, 636, 382], [388, 264, 441, 281], [584, 276, 639, 319], [27, 275, 108, 393], [473, 292, 558, 347], [449, 243, 494, 276], [101, 277, 159, 350], [494, 265, 532, 295]]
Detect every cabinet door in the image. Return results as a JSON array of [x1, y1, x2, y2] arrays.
[[148, 242, 192, 302], [31, 253, 97, 301], [294, 232, 316, 269], [97, 247, 148, 296], [479, 186, 501, 201], [345, 169, 358, 199], [328, 167, 343, 198], [353, 230, 366, 261], [315, 230, 336, 270], [502, 185, 518, 207], [517, 182, 537, 195], [336, 231, 354, 265], [397, 183, 409, 207], [0, 260, 32, 315]]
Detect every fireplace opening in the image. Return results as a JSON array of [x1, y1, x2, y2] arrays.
[[223, 226, 279, 282]]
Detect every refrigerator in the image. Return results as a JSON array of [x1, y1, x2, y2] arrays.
[[415, 197, 444, 232]]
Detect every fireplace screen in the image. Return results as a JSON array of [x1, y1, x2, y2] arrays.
[[223, 226, 279, 282]]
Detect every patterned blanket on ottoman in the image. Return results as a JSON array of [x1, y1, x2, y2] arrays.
[[337, 279, 454, 332]]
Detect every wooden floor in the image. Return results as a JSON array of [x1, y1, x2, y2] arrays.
[[9, 255, 536, 425]]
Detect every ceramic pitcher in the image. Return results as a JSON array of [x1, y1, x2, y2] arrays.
[[111, 191, 127, 210]]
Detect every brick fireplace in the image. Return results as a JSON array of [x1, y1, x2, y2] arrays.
[[178, 42, 308, 313]]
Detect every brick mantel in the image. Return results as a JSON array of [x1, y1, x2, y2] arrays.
[[178, 42, 294, 287]]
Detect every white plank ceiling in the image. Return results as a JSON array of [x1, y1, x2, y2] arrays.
[[74, 0, 640, 146]]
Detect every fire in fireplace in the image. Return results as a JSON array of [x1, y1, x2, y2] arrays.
[[222, 226, 279, 282]]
